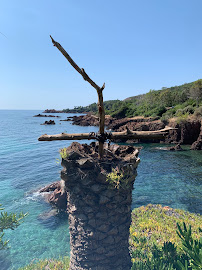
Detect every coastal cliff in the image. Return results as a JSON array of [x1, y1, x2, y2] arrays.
[[68, 114, 202, 147]]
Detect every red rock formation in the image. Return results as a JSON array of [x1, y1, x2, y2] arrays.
[[71, 114, 202, 147], [39, 181, 67, 210], [191, 120, 202, 150], [165, 120, 201, 145]]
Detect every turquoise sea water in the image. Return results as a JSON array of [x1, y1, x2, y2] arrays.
[[0, 110, 201, 270]]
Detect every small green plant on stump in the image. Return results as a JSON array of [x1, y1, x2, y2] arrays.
[[106, 168, 124, 189], [60, 148, 69, 160], [106, 167, 132, 189]]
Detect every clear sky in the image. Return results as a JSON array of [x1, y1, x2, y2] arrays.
[[0, 0, 202, 110]]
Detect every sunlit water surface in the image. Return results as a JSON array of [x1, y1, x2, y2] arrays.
[[0, 110, 201, 269]]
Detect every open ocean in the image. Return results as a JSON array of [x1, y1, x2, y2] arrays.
[[0, 110, 201, 270]]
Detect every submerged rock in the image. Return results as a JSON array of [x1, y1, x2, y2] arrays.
[[191, 139, 202, 150], [39, 181, 67, 210], [38, 208, 59, 220], [168, 143, 183, 151]]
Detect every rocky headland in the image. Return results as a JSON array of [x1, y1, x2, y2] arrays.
[[43, 109, 64, 113], [69, 114, 201, 149]]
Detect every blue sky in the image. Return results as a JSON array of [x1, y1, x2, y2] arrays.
[[0, 0, 202, 110]]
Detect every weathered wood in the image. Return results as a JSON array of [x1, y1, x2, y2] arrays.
[[38, 126, 176, 141], [50, 36, 105, 157]]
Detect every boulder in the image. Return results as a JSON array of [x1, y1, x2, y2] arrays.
[[39, 181, 67, 210], [191, 120, 202, 150], [165, 119, 201, 145], [168, 144, 183, 151], [41, 120, 55, 125]]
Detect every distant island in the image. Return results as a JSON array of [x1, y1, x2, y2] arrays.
[[43, 109, 64, 113]]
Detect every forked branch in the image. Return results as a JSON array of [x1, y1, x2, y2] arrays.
[[50, 36, 105, 157]]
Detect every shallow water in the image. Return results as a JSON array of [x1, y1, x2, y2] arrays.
[[0, 110, 201, 269]]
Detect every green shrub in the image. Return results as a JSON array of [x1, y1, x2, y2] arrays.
[[19, 257, 70, 270], [60, 148, 69, 159], [106, 167, 132, 189], [111, 104, 129, 118], [177, 223, 202, 269], [194, 106, 202, 118], [130, 205, 201, 261], [131, 223, 202, 270], [161, 108, 176, 120], [176, 114, 189, 124], [182, 105, 195, 114], [0, 204, 27, 250], [130, 205, 202, 269]]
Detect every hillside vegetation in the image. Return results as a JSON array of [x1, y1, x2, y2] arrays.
[[63, 80, 202, 120]]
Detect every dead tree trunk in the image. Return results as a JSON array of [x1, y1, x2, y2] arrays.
[[38, 126, 176, 141], [50, 36, 105, 158]]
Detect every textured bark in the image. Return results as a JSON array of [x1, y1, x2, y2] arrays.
[[61, 142, 140, 270]]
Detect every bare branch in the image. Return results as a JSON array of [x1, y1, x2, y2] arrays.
[[50, 35, 103, 92], [50, 35, 106, 157], [100, 83, 105, 91]]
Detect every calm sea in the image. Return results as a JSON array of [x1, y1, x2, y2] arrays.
[[0, 110, 201, 270]]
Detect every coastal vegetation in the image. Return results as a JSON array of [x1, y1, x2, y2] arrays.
[[0, 204, 26, 250], [106, 167, 134, 190], [63, 79, 202, 121], [19, 257, 70, 270], [19, 205, 201, 270], [130, 205, 202, 269]]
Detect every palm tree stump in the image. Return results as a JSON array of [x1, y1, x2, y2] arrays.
[[60, 142, 140, 270]]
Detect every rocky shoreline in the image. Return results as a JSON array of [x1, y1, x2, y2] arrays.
[[67, 114, 202, 150], [39, 181, 67, 210], [39, 108, 202, 149]]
